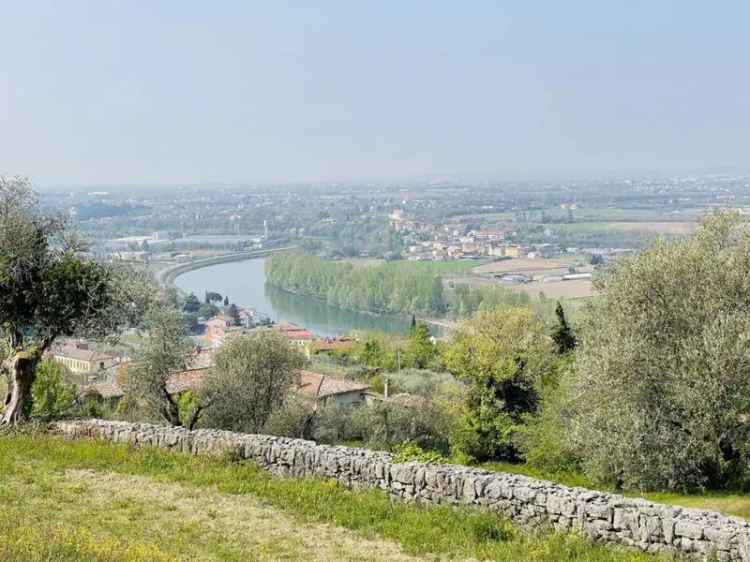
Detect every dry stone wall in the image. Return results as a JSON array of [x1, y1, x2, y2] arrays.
[[52, 419, 750, 561]]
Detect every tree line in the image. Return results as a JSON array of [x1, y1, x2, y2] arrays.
[[265, 253, 535, 318], [265, 253, 447, 316]]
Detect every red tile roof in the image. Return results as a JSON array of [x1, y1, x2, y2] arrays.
[[83, 382, 124, 399], [310, 339, 358, 353], [166, 368, 210, 394], [50, 342, 116, 363], [297, 370, 369, 399], [273, 323, 315, 341]]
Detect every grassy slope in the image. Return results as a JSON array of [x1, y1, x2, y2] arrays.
[[483, 462, 750, 520], [0, 433, 672, 562]]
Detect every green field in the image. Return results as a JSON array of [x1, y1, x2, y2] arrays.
[[385, 259, 482, 274], [550, 222, 695, 235], [0, 431, 670, 562]]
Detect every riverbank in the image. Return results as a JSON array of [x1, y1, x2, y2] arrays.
[[159, 246, 296, 286], [270, 286, 455, 336]]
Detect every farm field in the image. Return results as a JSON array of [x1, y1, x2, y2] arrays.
[[509, 278, 595, 299], [472, 258, 577, 276], [447, 275, 594, 299], [537, 207, 706, 223], [552, 221, 697, 235]]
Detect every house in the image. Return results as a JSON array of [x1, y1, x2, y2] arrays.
[[472, 229, 505, 242], [166, 367, 212, 395], [204, 316, 254, 348], [273, 322, 315, 348], [305, 337, 358, 359], [296, 371, 370, 408], [204, 317, 231, 347], [502, 245, 523, 258], [49, 341, 119, 383]]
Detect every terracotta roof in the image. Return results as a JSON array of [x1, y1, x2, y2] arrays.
[[273, 323, 315, 341], [286, 331, 314, 341], [83, 382, 124, 399], [166, 368, 210, 394], [297, 370, 369, 399], [50, 342, 116, 363], [310, 339, 358, 353]]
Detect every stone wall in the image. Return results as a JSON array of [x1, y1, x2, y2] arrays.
[[52, 419, 750, 561]]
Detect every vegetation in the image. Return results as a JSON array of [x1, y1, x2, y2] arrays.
[[443, 307, 557, 463], [121, 307, 192, 427], [567, 211, 750, 492], [449, 283, 532, 318], [197, 331, 306, 433], [266, 252, 472, 316], [29, 360, 76, 420], [551, 301, 576, 354], [0, 433, 668, 562], [0, 178, 153, 424]]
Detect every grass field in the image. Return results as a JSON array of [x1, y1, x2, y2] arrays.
[[510, 279, 595, 299], [472, 258, 576, 276], [552, 222, 696, 235], [0, 431, 670, 562], [393, 259, 482, 274]]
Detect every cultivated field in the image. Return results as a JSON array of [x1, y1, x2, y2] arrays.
[[509, 279, 595, 299], [472, 258, 575, 276], [607, 221, 696, 234], [554, 221, 696, 235]]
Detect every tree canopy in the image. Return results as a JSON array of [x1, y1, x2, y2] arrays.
[[121, 307, 192, 427], [443, 307, 555, 462], [197, 331, 306, 433], [571, 211, 750, 491], [0, 177, 150, 423], [265, 252, 528, 318]]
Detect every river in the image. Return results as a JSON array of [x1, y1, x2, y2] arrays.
[[173, 258, 414, 337]]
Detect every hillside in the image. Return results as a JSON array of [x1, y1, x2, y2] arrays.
[[0, 431, 665, 562]]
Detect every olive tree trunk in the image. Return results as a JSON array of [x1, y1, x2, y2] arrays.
[[1, 353, 39, 425]]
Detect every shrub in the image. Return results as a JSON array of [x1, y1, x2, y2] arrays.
[[357, 397, 452, 454], [263, 395, 316, 439], [443, 307, 556, 462], [392, 441, 447, 464], [75, 389, 110, 419], [30, 360, 76, 420], [514, 357, 580, 473], [312, 404, 364, 444], [385, 368, 460, 398]]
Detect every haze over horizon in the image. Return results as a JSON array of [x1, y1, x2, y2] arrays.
[[2, 1, 749, 186]]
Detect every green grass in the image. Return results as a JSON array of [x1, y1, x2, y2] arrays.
[[482, 461, 750, 521], [382, 259, 482, 275], [0, 432, 673, 562]]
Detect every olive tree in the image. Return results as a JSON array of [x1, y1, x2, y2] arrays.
[[197, 331, 305, 433], [571, 211, 750, 491], [442, 307, 556, 462], [120, 307, 192, 426], [0, 177, 161, 424], [0, 178, 148, 424]]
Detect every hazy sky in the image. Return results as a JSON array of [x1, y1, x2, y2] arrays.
[[1, 1, 749, 186]]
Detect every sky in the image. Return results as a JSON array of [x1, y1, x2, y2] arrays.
[[1, 1, 749, 186]]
